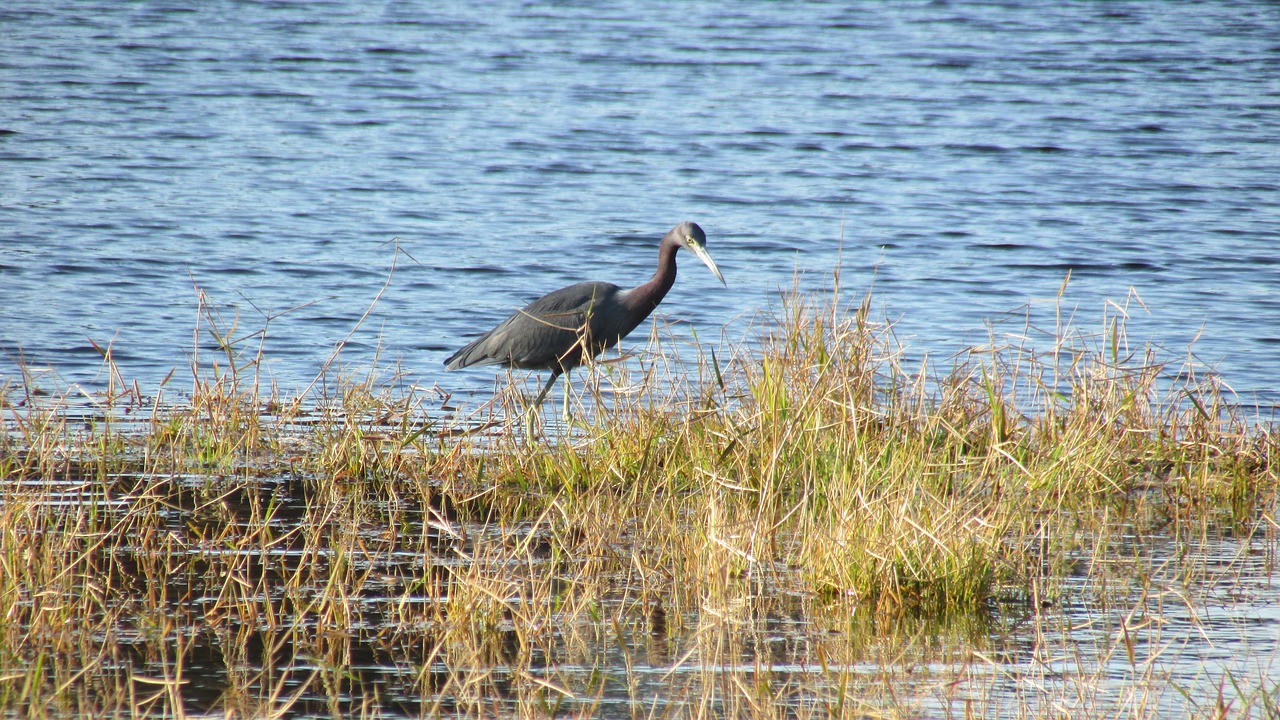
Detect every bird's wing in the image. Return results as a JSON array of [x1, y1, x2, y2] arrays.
[[445, 282, 622, 370]]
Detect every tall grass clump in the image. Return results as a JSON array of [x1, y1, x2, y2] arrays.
[[454, 279, 1276, 621], [691, 289, 1016, 617]]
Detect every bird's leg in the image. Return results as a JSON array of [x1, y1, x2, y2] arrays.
[[561, 368, 572, 426], [519, 371, 560, 443], [523, 408, 538, 444], [532, 370, 560, 407]]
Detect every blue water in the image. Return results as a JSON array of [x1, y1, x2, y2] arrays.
[[2, 2, 1279, 406]]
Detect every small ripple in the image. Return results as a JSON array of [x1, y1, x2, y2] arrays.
[[1001, 262, 1120, 275], [943, 144, 1009, 154], [207, 266, 264, 277], [1116, 261, 1165, 272], [970, 242, 1035, 251], [687, 194, 763, 206], [838, 142, 919, 152], [538, 162, 592, 175]]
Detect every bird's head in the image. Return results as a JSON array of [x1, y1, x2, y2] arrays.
[[669, 221, 727, 286]]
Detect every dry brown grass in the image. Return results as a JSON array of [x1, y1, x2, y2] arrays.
[[0, 280, 1276, 717]]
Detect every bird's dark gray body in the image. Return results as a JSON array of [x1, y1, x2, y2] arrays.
[[444, 280, 640, 373], [444, 221, 725, 404]]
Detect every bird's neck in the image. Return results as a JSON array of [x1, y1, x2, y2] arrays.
[[629, 240, 679, 314]]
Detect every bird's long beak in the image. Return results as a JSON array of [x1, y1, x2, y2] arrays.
[[686, 239, 727, 286]]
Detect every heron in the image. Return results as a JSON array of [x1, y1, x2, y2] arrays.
[[444, 220, 726, 410]]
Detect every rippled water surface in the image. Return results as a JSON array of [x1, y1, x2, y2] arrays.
[[2, 2, 1279, 405]]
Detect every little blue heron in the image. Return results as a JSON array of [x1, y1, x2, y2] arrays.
[[444, 221, 726, 407]]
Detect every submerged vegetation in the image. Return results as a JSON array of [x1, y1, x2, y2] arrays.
[[1, 281, 1277, 718]]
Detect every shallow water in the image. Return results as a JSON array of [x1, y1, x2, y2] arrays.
[[6, 464, 1275, 718], [2, 1, 1279, 410]]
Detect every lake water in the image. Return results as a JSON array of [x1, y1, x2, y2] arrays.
[[3, 5, 1280, 717], [2, 1, 1279, 409]]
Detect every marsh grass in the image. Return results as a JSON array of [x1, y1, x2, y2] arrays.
[[0, 277, 1277, 718]]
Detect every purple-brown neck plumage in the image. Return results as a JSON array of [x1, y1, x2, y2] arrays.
[[623, 235, 680, 316]]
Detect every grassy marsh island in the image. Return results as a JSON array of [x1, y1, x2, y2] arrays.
[[1, 286, 1277, 718]]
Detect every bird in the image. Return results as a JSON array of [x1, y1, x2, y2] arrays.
[[444, 220, 726, 408]]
